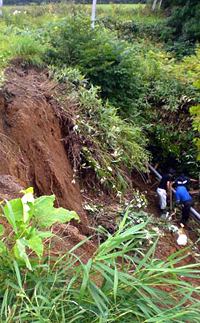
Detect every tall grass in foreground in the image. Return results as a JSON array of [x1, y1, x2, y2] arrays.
[[0, 214, 200, 322]]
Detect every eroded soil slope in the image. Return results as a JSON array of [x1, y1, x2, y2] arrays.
[[0, 64, 199, 277], [0, 65, 89, 233]]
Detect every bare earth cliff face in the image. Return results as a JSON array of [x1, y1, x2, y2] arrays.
[[0, 65, 199, 280], [0, 65, 89, 235]]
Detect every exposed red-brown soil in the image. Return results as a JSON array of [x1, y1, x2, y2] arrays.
[[0, 65, 89, 235], [0, 64, 199, 293]]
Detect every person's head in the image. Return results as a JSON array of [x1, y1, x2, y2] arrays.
[[179, 173, 189, 184], [174, 177, 184, 188], [168, 168, 175, 177]]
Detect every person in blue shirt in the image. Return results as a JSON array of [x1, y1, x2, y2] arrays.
[[175, 177, 194, 225], [178, 173, 198, 185]]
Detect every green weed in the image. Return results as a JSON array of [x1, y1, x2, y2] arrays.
[[51, 66, 149, 194], [11, 35, 45, 66], [0, 187, 79, 270], [0, 212, 200, 322]]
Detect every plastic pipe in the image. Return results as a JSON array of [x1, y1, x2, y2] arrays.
[[91, 0, 97, 28], [0, 0, 2, 15]]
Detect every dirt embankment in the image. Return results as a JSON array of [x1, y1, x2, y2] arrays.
[[0, 64, 199, 274], [0, 65, 89, 234]]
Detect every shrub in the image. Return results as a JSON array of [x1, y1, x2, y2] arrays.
[[44, 15, 145, 117], [142, 76, 200, 176], [190, 79, 200, 161], [44, 14, 200, 177], [135, 49, 200, 176], [51, 66, 149, 193]]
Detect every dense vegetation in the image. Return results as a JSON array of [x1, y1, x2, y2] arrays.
[[45, 14, 200, 175], [0, 3, 200, 178], [4, 0, 146, 4], [1, 189, 200, 322], [159, 0, 200, 57], [0, 3, 200, 322]]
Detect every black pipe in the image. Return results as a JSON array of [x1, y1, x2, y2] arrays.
[[148, 163, 200, 223]]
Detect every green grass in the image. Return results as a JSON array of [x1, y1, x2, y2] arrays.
[[0, 3, 163, 69], [94, 3, 164, 23], [0, 3, 164, 25], [0, 5, 199, 321], [1, 216, 200, 322]]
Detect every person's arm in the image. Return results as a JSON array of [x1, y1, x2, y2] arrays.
[[189, 178, 199, 183], [166, 181, 170, 192], [167, 180, 173, 193], [183, 176, 198, 183]]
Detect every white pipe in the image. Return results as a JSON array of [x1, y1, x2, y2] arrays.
[[152, 0, 158, 10], [91, 0, 97, 28], [0, 0, 3, 16]]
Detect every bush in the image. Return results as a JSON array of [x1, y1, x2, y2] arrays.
[[101, 17, 165, 44], [161, 1, 200, 57], [44, 15, 200, 176], [142, 76, 200, 176], [44, 15, 145, 117], [50, 66, 149, 193]]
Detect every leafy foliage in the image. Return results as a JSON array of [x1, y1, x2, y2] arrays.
[[0, 5, 200, 322], [0, 187, 79, 270], [51, 66, 149, 193], [156, 0, 200, 58], [190, 79, 200, 161], [0, 29, 46, 67], [142, 75, 200, 175], [45, 15, 146, 117], [0, 4, 199, 177], [0, 213, 200, 322], [43, 13, 200, 175], [101, 16, 164, 44], [103, 1, 200, 58], [0, 5, 199, 177]]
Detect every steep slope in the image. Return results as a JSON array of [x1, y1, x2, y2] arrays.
[[0, 64, 89, 233], [0, 64, 199, 287]]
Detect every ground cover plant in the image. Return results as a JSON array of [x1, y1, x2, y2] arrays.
[[0, 187, 79, 269], [1, 190, 200, 322]]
